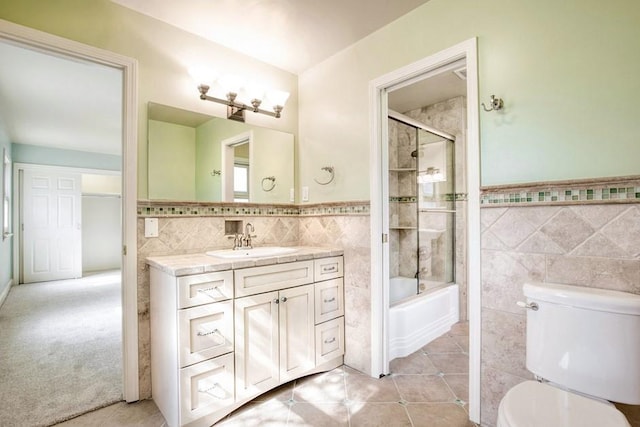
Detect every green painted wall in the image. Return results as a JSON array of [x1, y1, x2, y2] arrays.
[[299, 0, 640, 202], [147, 120, 195, 200]]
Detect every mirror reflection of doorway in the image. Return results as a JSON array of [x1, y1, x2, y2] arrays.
[[221, 131, 253, 202], [233, 142, 250, 202]]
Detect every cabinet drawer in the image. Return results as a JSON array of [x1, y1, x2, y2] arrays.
[[178, 270, 233, 308], [314, 278, 344, 324], [315, 317, 345, 365], [179, 301, 233, 367], [234, 260, 314, 297], [179, 353, 234, 425], [314, 257, 343, 282]]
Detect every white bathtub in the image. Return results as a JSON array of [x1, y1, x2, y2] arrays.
[[388, 277, 459, 361]]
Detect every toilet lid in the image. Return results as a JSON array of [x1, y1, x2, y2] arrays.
[[497, 381, 630, 427]]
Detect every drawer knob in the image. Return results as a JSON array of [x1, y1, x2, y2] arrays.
[[324, 337, 336, 344], [322, 266, 337, 273], [323, 297, 336, 303]]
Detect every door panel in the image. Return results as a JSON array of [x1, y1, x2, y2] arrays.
[[279, 284, 315, 382], [23, 169, 82, 283], [235, 291, 279, 400]]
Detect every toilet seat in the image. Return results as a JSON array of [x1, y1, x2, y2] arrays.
[[497, 381, 630, 427]]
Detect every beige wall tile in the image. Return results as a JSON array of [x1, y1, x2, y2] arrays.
[[481, 309, 527, 379]]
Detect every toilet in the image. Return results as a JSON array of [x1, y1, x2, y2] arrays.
[[497, 282, 640, 427]]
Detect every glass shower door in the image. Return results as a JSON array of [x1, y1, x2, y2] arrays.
[[416, 131, 455, 293]]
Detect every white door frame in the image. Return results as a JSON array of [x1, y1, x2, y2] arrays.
[[1, 19, 139, 402], [221, 131, 253, 202], [369, 38, 481, 422]]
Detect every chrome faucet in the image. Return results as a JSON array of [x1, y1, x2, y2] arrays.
[[242, 222, 255, 249]]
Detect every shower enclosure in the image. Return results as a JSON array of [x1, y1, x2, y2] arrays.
[[387, 110, 460, 360], [388, 110, 456, 303]]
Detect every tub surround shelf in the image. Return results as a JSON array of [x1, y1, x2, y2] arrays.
[[148, 248, 345, 427], [390, 226, 417, 230]]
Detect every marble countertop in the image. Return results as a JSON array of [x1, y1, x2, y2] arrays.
[[146, 246, 344, 277]]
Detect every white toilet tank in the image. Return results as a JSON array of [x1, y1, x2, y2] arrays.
[[523, 282, 640, 405]]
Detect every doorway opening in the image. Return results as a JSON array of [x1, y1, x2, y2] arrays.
[[0, 17, 139, 421], [369, 38, 481, 423]]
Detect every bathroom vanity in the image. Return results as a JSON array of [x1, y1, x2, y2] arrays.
[[147, 247, 345, 427]]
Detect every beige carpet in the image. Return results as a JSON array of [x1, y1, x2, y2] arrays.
[[0, 271, 122, 426]]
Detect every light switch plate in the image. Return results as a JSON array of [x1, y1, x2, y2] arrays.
[[144, 218, 159, 238], [289, 188, 295, 202], [302, 186, 309, 202]]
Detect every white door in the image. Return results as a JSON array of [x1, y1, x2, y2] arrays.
[[234, 291, 279, 400], [22, 168, 82, 283], [279, 284, 315, 382]]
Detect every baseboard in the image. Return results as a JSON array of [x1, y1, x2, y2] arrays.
[[0, 278, 13, 308]]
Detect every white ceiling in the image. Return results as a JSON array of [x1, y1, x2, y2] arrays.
[[0, 1, 466, 156], [111, 0, 433, 75]]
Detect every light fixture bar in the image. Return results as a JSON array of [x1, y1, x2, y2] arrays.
[[197, 84, 284, 121]]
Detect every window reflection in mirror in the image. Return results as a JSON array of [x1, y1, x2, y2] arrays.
[[147, 102, 294, 203]]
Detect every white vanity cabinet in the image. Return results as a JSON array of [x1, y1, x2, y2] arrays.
[[150, 269, 235, 427], [234, 283, 315, 400], [149, 251, 344, 427]]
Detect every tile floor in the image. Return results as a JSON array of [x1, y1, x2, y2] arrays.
[[56, 323, 475, 427]]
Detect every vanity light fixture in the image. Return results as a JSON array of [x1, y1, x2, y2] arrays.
[[194, 72, 290, 122]]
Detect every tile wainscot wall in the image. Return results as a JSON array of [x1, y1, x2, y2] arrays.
[[480, 176, 640, 426]]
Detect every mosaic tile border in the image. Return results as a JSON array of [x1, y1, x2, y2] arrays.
[[481, 175, 640, 207], [390, 193, 467, 203], [138, 200, 370, 217]]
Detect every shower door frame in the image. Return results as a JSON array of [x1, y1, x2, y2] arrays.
[[369, 38, 481, 423]]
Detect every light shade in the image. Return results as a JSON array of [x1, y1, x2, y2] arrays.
[[266, 89, 290, 108]]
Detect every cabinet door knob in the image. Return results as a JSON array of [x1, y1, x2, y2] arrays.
[[274, 298, 279, 304], [281, 296, 287, 303]]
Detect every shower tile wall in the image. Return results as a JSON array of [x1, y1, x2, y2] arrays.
[[480, 200, 640, 426], [402, 96, 468, 319]]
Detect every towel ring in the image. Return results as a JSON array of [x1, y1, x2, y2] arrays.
[[261, 176, 276, 192], [314, 166, 335, 185]]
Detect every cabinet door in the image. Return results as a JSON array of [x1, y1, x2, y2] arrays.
[[235, 291, 280, 400], [279, 284, 315, 383]]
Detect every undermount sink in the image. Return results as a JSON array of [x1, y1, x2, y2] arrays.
[[206, 246, 298, 259]]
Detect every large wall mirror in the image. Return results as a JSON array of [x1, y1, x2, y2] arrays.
[[147, 102, 294, 203]]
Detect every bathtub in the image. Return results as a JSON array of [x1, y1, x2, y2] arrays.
[[388, 277, 459, 361]]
